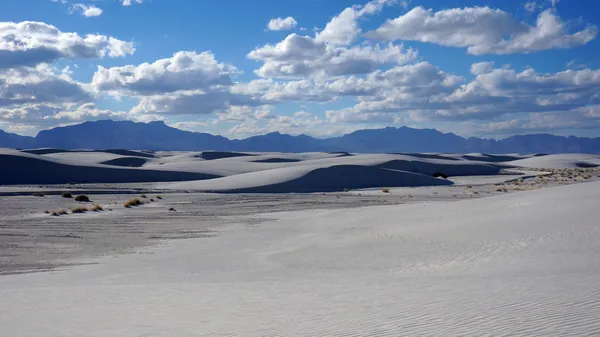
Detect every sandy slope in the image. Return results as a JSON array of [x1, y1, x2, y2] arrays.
[[1, 149, 509, 191], [509, 154, 600, 169], [1, 182, 599, 336], [161, 164, 453, 193], [0, 149, 220, 184]]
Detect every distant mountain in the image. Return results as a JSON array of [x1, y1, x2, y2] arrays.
[[1, 120, 600, 154], [35, 120, 231, 151], [0, 129, 36, 149]]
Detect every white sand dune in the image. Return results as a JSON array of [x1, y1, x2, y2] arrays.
[[161, 164, 452, 193], [1, 181, 599, 336], [0, 149, 220, 185], [0, 149, 524, 191], [155, 153, 503, 193], [509, 154, 600, 169]]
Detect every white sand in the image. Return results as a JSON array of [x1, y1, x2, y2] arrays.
[[509, 154, 600, 169], [1, 181, 600, 336], [1, 149, 509, 192]]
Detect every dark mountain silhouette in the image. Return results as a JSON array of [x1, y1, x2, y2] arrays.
[[1, 120, 600, 154], [0, 129, 36, 149]]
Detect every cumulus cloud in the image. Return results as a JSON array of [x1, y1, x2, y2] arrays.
[[267, 17, 298, 31], [92, 51, 239, 95], [369, 6, 597, 55], [0, 21, 134, 69], [0, 102, 127, 131], [69, 4, 103, 17], [0, 65, 91, 107], [315, 0, 395, 45], [248, 34, 416, 79], [122, 0, 143, 6], [325, 62, 600, 129]]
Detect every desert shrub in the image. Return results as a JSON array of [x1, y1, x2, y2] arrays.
[[90, 204, 104, 212], [75, 195, 90, 202], [124, 198, 144, 208], [169, 208, 177, 212], [61, 192, 73, 198], [343, 188, 350, 192], [44, 210, 50, 214], [71, 207, 88, 214], [433, 172, 448, 179], [156, 196, 163, 200], [51, 209, 68, 216], [150, 198, 155, 202], [140, 194, 147, 199], [496, 187, 508, 192], [466, 184, 472, 189], [381, 188, 390, 193]]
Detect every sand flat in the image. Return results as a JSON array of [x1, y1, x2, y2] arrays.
[[1, 182, 600, 336]]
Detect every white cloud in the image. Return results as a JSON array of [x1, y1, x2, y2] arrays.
[[470, 62, 495, 75], [322, 62, 600, 134], [69, 4, 103, 17], [92, 51, 239, 95], [0, 21, 134, 69], [0, 102, 127, 131], [315, 0, 395, 45], [122, 0, 143, 6], [369, 6, 597, 55], [524, 2, 539, 13], [267, 17, 298, 31], [0, 65, 91, 107], [248, 33, 416, 79]]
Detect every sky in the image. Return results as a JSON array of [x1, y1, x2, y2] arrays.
[[0, 0, 599, 139]]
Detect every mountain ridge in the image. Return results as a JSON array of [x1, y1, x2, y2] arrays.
[[2, 120, 600, 154]]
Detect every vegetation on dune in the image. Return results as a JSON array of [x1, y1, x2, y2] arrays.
[[71, 206, 89, 214], [75, 195, 90, 202], [90, 204, 104, 212], [51, 210, 68, 216], [124, 198, 144, 208]]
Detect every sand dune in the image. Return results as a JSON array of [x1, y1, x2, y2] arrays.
[[0, 149, 558, 191], [509, 154, 600, 169], [196, 151, 255, 160], [0, 150, 219, 185], [161, 164, 452, 193], [99, 157, 149, 167]]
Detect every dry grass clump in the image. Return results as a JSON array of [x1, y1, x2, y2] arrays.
[[90, 204, 104, 212], [51, 209, 68, 216], [140, 194, 147, 199], [496, 187, 508, 192], [71, 207, 89, 214], [75, 195, 90, 202], [124, 198, 144, 208], [381, 188, 390, 193], [61, 192, 73, 198], [343, 188, 350, 192]]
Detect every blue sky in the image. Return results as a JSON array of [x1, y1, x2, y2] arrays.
[[0, 0, 599, 139]]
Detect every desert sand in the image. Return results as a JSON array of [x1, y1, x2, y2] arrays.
[[1, 150, 600, 336]]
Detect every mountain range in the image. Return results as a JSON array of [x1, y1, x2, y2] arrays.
[[1, 120, 600, 154]]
